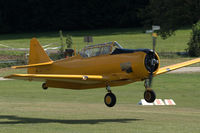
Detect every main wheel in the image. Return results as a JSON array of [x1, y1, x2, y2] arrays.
[[144, 90, 156, 103], [104, 93, 116, 107], [42, 83, 48, 90]]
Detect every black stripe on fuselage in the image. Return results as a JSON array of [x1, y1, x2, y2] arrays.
[[111, 48, 153, 55]]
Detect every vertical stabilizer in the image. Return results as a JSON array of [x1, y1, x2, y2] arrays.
[[29, 38, 51, 64], [28, 38, 52, 74]]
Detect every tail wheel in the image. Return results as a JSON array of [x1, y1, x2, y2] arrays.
[[42, 83, 48, 90], [144, 90, 156, 103], [104, 93, 116, 107]]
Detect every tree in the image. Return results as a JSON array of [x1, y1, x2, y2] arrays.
[[59, 30, 65, 58], [66, 35, 73, 49], [187, 21, 200, 57], [0, 0, 149, 33], [141, 0, 200, 39]]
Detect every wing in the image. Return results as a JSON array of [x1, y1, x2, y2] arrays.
[[156, 58, 200, 75], [4, 74, 106, 84]]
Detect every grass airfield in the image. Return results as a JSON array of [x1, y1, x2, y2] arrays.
[[0, 28, 200, 132], [0, 73, 199, 133], [0, 28, 192, 52]]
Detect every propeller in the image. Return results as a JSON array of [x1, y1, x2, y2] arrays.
[[147, 33, 158, 88]]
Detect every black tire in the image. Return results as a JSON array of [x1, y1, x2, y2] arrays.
[[42, 83, 48, 90], [104, 93, 116, 107], [144, 90, 156, 103]]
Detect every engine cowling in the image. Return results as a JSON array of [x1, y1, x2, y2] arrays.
[[144, 51, 160, 73]]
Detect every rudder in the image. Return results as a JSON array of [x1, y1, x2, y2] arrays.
[[28, 38, 52, 74]]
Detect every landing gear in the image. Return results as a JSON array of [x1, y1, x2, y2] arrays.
[[104, 93, 116, 107], [104, 86, 116, 107], [144, 79, 156, 103], [144, 90, 156, 103], [144, 79, 149, 89], [42, 83, 48, 90]]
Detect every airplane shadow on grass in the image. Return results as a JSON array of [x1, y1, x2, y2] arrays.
[[0, 115, 143, 125]]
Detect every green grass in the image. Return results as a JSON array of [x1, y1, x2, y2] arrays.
[[0, 50, 25, 56], [0, 28, 192, 52], [0, 68, 26, 77], [1, 28, 199, 67], [159, 57, 200, 67], [0, 73, 199, 133]]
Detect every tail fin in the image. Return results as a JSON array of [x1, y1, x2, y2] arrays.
[[29, 38, 51, 64], [28, 38, 52, 74]]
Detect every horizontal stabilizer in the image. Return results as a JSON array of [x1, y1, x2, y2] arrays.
[[12, 61, 53, 69]]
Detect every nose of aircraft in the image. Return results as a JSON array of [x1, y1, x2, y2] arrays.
[[144, 51, 160, 73]]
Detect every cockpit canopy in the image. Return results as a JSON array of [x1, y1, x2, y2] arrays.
[[80, 41, 123, 58]]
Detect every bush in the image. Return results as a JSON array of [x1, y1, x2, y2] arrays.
[[66, 34, 73, 48], [0, 60, 25, 69], [187, 21, 200, 57]]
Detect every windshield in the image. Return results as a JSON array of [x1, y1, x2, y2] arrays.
[[80, 41, 123, 58], [113, 41, 123, 49]]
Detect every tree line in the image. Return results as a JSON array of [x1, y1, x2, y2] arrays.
[[0, 0, 148, 33], [0, 0, 200, 36]]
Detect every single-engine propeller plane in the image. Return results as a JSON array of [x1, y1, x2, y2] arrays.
[[5, 38, 200, 107]]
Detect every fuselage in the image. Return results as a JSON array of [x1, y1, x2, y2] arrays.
[[36, 48, 160, 89]]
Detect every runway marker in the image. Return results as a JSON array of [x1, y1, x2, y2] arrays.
[[138, 99, 176, 105], [164, 99, 176, 105], [138, 99, 154, 105], [154, 99, 165, 105]]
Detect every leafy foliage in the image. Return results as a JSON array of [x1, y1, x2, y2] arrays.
[[0, 0, 149, 33], [59, 30, 65, 53], [187, 21, 200, 57], [58, 31, 73, 59], [141, 0, 200, 39], [66, 35, 73, 48]]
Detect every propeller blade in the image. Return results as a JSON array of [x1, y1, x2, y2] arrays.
[[152, 33, 157, 52], [153, 38, 156, 52], [148, 33, 158, 88]]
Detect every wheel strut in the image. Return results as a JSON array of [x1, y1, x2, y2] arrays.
[[106, 85, 111, 93]]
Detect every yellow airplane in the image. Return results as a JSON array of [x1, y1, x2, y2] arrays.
[[5, 38, 200, 107]]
